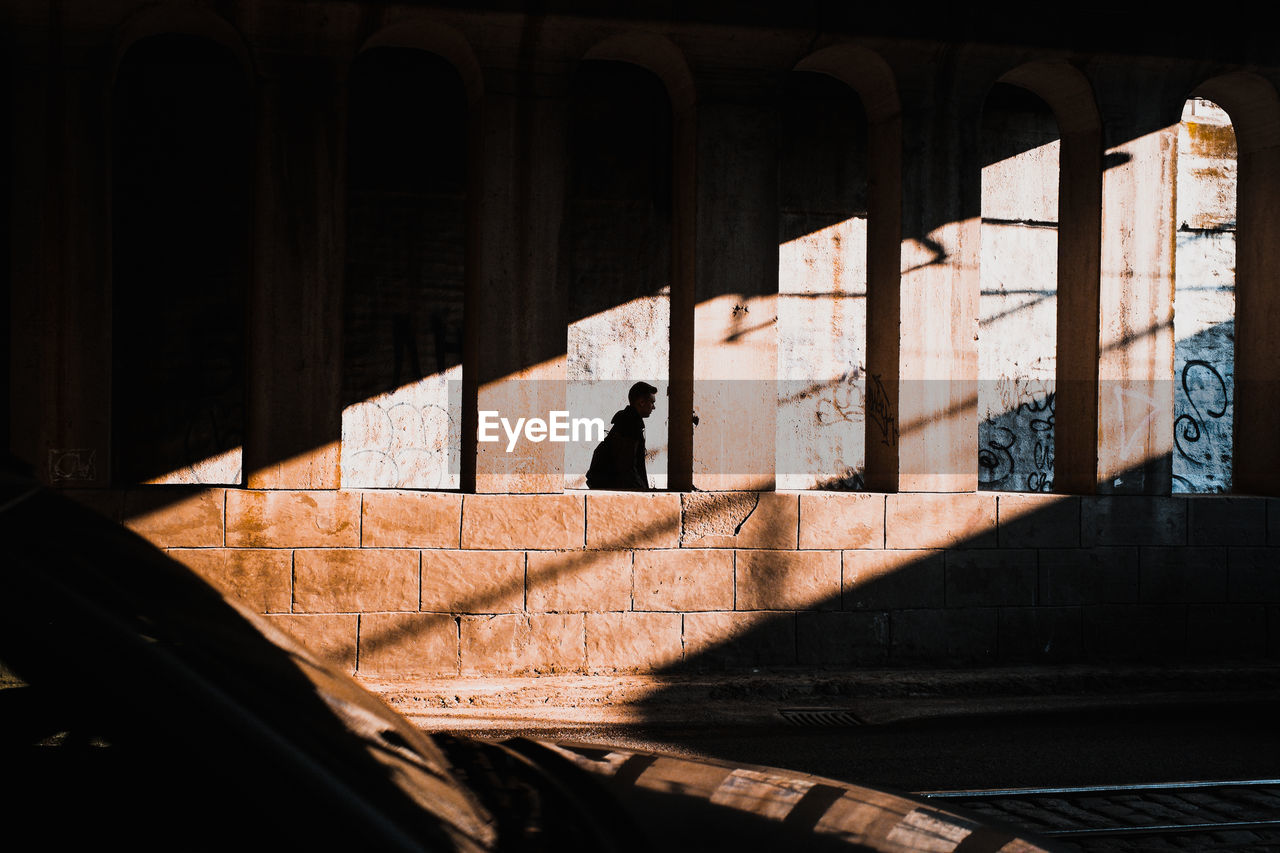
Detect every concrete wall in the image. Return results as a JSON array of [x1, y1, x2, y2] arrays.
[[68, 487, 1280, 673], [8, 2, 1280, 674]]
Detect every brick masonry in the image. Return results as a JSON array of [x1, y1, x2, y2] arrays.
[[63, 487, 1279, 678]]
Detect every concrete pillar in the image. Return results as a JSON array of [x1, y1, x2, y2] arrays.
[[9, 37, 110, 487], [1052, 123, 1103, 494], [472, 68, 568, 493], [245, 55, 345, 489], [860, 105, 905, 494], [667, 98, 697, 492], [1096, 109, 1178, 494], [1233, 130, 1280, 495], [692, 72, 778, 491], [868, 101, 981, 493]]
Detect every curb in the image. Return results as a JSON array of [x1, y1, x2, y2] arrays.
[[358, 661, 1280, 732]]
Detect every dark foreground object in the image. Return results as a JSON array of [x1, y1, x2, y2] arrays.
[[0, 473, 1055, 851]]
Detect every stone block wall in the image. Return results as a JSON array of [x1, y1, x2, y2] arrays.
[[69, 488, 1280, 678]]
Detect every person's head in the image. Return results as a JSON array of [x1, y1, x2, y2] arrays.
[[628, 381, 659, 418]]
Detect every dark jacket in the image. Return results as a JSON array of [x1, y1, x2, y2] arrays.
[[585, 405, 649, 490]]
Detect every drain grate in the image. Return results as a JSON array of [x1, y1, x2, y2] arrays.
[[778, 708, 865, 727]]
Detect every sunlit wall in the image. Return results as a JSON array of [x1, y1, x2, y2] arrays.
[[776, 71, 869, 490], [1172, 98, 1236, 493], [978, 84, 1059, 493]]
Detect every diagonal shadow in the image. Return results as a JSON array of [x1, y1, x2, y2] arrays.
[[353, 488, 796, 672], [648, 458, 1256, 679]]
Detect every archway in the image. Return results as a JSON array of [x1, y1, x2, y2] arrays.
[[562, 59, 674, 489], [1171, 97, 1236, 493], [340, 47, 470, 490], [111, 34, 252, 485], [977, 82, 1061, 493], [776, 70, 870, 490]]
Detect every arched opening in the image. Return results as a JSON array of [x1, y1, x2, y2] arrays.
[[111, 35, 252, 485], [978, 82, 1060, 493], [340, 47, 468, 489], [776, 70, 869, 490], [563, 59, 673, 489], [1172, 97, 1236, 493]]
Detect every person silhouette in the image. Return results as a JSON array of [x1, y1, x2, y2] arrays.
[[585, 381, 658, 491]]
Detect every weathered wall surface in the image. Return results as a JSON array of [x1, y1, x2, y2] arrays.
[[692, 88, 779, 491], [1173, 98, 1236, 493], [778, 219, 867, 490], [1095, 66, 1183, 495], [777, 71, 869, 490], [71, 488, 1280, 674], [978, 85, 1059, 493]]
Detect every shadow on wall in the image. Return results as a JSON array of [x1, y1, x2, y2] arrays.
[[91, 310, 1253, 681], [101, 451, 1278, 688], [654, 465, 1270, 676], [307, 435, 1270, 679], [342, 47, 468, 410], [111, 35, 252, 486], [340, 47, 470, 490]]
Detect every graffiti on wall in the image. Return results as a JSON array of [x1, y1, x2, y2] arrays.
[[1172, 322, 1233, 493], [341, 373, 461, 489], [1173, 359, 1231, 492], [775, 368, 868, 490], [865, 373, 897, 449], [978, 377, 1054, 492]]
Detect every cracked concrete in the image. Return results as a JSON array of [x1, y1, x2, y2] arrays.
[[681, 491, 760, 539]]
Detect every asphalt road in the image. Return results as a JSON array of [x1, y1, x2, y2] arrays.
[[451, 697, 1280, 796], [435, 697, 1280, 851]]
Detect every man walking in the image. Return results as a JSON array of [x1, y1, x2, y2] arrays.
[[585, 381, 658, 490]]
